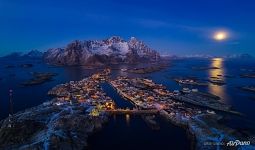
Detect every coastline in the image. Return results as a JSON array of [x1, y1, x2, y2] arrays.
[[1, 70, 254, 150], [0, 99, 110, 149], [109, 76, 255, 149]]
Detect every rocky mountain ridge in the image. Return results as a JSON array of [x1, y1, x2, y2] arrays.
[[43, 36, 160, 66]]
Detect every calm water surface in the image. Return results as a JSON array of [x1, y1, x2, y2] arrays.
[[89, 82, 191, 150]]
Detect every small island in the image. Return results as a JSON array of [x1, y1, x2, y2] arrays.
[[209, 79, 226, 85], [127, 63, 169, 74], [21, 72, 58, 86], [20, 64, 33, 68], [173, 78, 208, 86], [240, 74, 255, 78], [210, 76, 221, 79], [240, 86, 255, 93], [191, 66, 220, 71]]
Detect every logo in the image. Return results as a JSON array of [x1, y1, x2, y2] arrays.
[[226, 140, 251, 147]]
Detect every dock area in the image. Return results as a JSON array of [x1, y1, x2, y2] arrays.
[[105, 109, 158, 115]]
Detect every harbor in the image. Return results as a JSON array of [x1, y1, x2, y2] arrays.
[[1, 58, 255, 150]]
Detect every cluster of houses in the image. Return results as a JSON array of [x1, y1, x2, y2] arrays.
[[48, 69, 115, 117], [110, 76, 204, 121]]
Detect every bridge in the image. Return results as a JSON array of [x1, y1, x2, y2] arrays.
[[105, 109, 159, 115]]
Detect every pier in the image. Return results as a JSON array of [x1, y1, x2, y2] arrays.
[[105, 109, 158, 115]]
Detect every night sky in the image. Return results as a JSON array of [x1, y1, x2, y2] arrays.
[[1, 0, 255, 56]]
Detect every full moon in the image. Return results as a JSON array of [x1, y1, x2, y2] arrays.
[[213, 31, 228, 41]]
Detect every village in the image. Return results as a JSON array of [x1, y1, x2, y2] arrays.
[[48, 68, 115, 117], [47, 68, 233, 122], [110, 76, 206, 125]]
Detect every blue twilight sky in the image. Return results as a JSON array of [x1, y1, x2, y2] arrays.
[[0, 0, 255, 56]]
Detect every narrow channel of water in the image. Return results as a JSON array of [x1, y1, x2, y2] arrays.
[[100, 82, 134, 109], [87, 82, 191, 150]]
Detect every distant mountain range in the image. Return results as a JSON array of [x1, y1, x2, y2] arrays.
[[2, 37, 253, 64], [224, 53, 254, 59], [176, 53, 254, 59], [2, 50, 43, 59], [43, 36, 160, 66]]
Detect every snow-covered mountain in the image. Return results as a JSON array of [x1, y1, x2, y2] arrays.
[[44, 36, 160, 66]]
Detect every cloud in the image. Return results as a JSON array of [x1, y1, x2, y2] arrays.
[[133, 18, 213, 33]]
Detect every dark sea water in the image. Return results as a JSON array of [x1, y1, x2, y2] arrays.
[[1, 58, 255, 149], [87, 115, 191, 150], [92, 82, 191, 150]]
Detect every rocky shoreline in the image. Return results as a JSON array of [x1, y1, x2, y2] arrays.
[[110, 76, 254, 150], [0, 99, 109, 149], [2, 100, 253, 150], [0, 70, 114, 149], [160, 110, 254, 150]]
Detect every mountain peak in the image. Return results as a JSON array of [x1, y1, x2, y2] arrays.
[[105, 36, 124, 43], [44, 36, 161, 66], [130, 36, 137, 41]]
